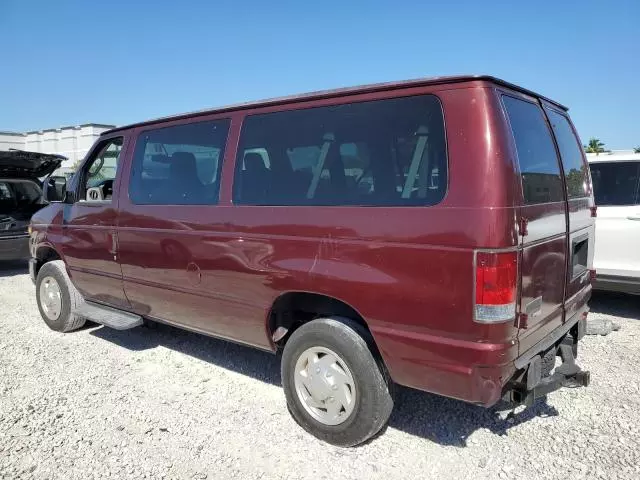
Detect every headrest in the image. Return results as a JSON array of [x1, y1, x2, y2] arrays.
[[169, 152, 199, 179], [244, 152, 268, 172], [170, 151, 197, 166]]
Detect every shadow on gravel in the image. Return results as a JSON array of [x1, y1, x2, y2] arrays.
[[385, 386, 558, 447], [0, 260, 28, 277], [90, 322, 281, 385], [589, 291, 640, 320], [90, 321, 559, 447]]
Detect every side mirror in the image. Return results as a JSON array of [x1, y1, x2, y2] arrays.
[[43, 175, 73, 203]]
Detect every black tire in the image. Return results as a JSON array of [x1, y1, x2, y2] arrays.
[[35, 260, 86, 333], [281, 317, 394, 447]]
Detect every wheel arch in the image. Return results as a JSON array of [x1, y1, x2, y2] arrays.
[[34, 243, 63, 276], [266, 291, 384, 360]]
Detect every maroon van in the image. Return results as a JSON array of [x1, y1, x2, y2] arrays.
[[30, 76, 594, 446]]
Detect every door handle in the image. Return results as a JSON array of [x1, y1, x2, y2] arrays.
[[108, 231, 118, 256], [627, 215, 640, 221]]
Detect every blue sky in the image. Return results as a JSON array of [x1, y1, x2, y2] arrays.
[[1, 0, 638, 149]]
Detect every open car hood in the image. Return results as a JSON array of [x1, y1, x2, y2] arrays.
[[0, 150, 66, 179]]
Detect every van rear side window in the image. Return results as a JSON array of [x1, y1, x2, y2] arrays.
[[546, 109, 590, 199], [233, 94, 447, 206], [502, 96, 563, 205]]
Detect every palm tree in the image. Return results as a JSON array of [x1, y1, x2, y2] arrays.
[[584, 138, 607, 155], [634, 146, 640, 153]]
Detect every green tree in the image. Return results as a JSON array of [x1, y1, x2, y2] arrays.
[[634, 146, 640, 153], [584, 138, 607, 154]]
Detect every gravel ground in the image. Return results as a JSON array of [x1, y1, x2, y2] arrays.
[[1, 260, 639, 480]]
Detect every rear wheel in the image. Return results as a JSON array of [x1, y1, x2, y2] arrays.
[[281, 317, 393, 446], [35, 260, 86, 332]]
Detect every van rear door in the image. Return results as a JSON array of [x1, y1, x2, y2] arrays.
[[543, 106, 595, 319], [501, 95, 568, 355]]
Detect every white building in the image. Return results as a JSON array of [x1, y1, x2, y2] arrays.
[[586, 149, 638, 159], [0, 124, 115, 175]]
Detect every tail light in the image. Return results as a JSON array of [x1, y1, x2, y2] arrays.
[[474, 251, 517, 323]]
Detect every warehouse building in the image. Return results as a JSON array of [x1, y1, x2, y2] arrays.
[[0, 124, 115, 175]]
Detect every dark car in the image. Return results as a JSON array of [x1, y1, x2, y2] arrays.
[[30, 76, 594, 446], [0, 150, 65, 261]]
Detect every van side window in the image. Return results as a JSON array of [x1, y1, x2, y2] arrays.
[[502, 96, 563, 205], [545, 109, 590, 199], [81, 137, 123, 203], [233, 94, 447, 206], [589, 162, 640, 206], [129, 120, 230, 205]]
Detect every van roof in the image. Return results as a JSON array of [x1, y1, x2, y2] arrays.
[[104, 75, 568, 135]]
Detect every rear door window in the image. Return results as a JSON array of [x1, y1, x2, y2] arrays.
[[589, 161, 640, 206], [502, 96, 563, 204], [545, 109, 590, 199]]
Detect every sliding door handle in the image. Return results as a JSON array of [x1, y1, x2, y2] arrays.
[[108, 231, 118, 256]]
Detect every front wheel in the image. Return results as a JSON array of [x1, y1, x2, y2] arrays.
[[281, 317, 394, 447], [35, 260, 86, 333]]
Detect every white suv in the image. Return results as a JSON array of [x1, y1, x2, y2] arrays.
[[588, 152, 640, 294]]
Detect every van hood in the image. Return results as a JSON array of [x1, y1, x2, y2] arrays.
[[0, 150, 66, 179]]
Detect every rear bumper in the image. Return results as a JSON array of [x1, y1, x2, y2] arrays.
[[510, 356, 590, 407], [500, 306, 589, 407], [0, 235, 30, 261], [514, 305, 587, 370], [503, 313, 590, 406], [376, 305, 589, 407], [593, 274, 640, 295]]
